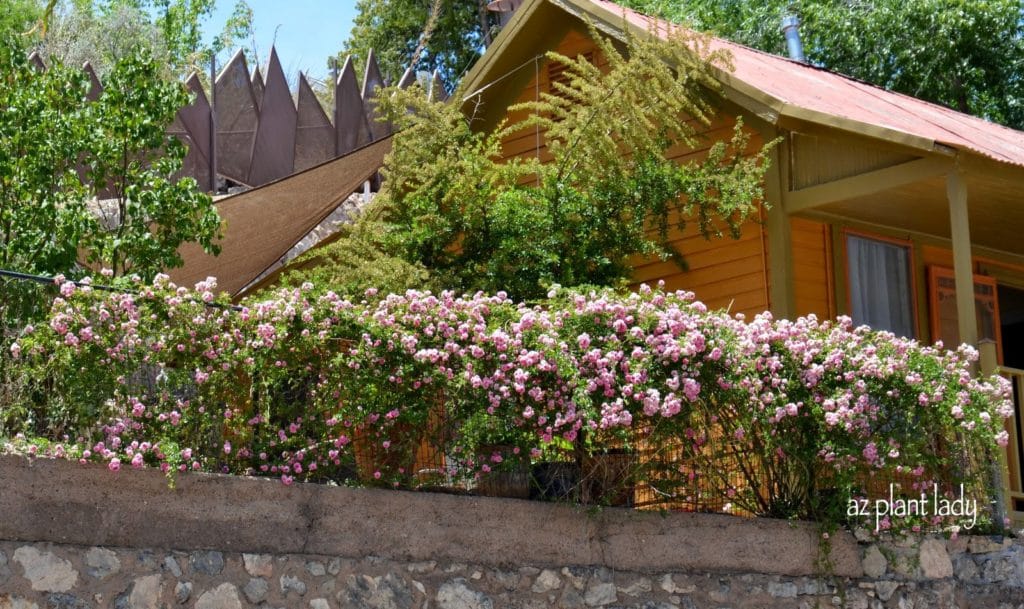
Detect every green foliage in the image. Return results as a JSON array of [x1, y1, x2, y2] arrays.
[[0, 36, 219, 328], [0, 35, 94, 325], [618, 0, 1024, 129], [365, 24, 774, 300], [149, 0, 217, 72], [275, 218, 435, 300], [80, 49, 221, 276], [0, 0, 43, 38], [337, 0, 496, 87], [41, 2, 169, 78], [206, 0, 255, 66], [37, 0, 253, 79]]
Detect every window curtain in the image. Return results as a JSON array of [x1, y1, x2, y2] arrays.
[[846, 235, 916, 338]]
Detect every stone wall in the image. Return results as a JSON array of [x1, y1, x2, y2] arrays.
[[1, 455, 1022, 608]]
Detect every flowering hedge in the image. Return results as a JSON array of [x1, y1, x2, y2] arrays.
[[3, 274, 1013, 529]]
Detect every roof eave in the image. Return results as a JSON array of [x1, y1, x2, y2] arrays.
[[460, 0, 549, 103]]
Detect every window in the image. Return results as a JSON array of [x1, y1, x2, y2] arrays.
[[845, 233, 916, 338], [927, 266, 1001, 350]]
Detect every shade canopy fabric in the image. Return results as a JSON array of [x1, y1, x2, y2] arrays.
[[170, 136, 392, 296]]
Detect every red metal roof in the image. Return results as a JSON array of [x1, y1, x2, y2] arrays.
[[590, 0, 1024, 169]]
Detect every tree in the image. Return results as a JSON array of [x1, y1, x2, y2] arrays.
[[38, 0, 254, 79], [206, 0, 255, 66], [0, 35, 95, 325], [337, 0, 497, 88], [342, 0, 1024, 128], [41, 1, 172, 78], [618, 0, 1024, 129], [81, 48, 222, 277], [347, 24, 774, 300], [0, 0, 42, 39], [0, 36, 219, 325]]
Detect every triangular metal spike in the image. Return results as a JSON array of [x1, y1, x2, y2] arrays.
[[214, 48, 259, 185], [27, 51, 45, 70], [294, 72, 334, 172], [82, 62, 102, 101], [360, 49, 386, 99], [216, 48, 249, 82], [397, 67, 416, 89], [361, 48, 390, 139], [184, 72, 210, 106], [247, 46, 297, 185], [169, 72, 213, 190], [429, 69, 448, 102], [335, 55, 371, 156], [251, 64, 265, 111]]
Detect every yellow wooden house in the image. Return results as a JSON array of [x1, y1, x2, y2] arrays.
[[462, 0, 1024, 521]]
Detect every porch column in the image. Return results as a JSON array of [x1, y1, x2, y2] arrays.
[[947, 170, 978, 348], [764, 132, 795, 320]]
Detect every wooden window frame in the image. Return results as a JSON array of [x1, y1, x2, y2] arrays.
[[841, 228, 920, 338], [926, 266, 1003, 357]]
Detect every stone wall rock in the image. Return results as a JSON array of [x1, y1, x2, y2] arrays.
[[0, 535, 1021, 608], [1, 455, 1022, 608]]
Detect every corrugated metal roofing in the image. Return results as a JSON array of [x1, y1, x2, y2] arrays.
[[589, 0, 1024, 169]]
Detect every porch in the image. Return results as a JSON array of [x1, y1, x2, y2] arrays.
[[759, 120, 1024, 526]]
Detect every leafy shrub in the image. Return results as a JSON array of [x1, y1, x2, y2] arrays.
[[0, 36, 219, 333], [274, 219, 435, 301], [357, 22, 775, 300]]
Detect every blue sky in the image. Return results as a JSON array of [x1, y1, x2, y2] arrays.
[[200, 1, 359, 84]]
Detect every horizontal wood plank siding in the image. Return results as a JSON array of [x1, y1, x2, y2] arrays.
[[790, 217, 833, 319]]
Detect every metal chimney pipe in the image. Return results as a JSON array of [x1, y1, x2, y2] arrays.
[[781, 15, 807, 63]]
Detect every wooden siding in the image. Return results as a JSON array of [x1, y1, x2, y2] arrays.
[[790, 217, 833, 319], [497, 28, 769, 318], [789, 131, 916, 191], [630, 217, 768, 318]]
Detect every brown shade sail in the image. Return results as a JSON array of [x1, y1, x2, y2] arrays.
[[169, 135, 392, 297]]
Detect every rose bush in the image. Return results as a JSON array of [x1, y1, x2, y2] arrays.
[[3, 274, 1012, 530]]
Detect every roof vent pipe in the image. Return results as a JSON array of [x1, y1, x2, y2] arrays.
[[781, 15, 807, 63]]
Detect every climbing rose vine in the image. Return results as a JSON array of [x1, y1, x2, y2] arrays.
[[3, 275, 1012, 527]]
